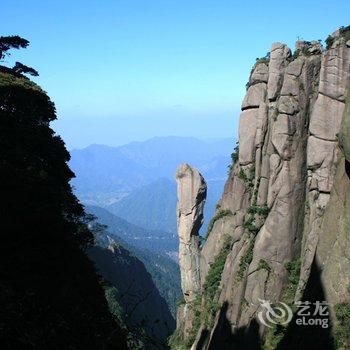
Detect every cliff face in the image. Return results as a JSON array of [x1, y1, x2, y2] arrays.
[[172, 27, 350, 350]]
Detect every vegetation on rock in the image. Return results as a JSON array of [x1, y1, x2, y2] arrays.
[[262, 259, 301, 350], [12, 61, 39, 76], [0, 35, 29, 59], [228, 141, 239, 173], [236, 239, 255, 281], [203, 236, 232, 301], [334, 301, 350, 349], [283, 260, 301, 304], [325, 25, 350, 49], [258, 259, 271, 272], [255, 52, 270, 64]]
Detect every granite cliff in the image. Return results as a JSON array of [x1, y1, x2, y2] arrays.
[[171, 26, 350, 350]]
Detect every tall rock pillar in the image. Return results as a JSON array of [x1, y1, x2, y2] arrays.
[[176, 163, 207, 302]]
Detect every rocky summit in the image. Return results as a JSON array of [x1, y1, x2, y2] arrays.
[[170, 27, 350, 350]]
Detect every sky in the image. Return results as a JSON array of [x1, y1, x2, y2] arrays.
[[1, 0, 350, 149]]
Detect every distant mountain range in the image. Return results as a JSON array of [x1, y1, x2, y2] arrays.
[[107, 177, 225, 235], [70, 136, 234, 234], [86, 205, 178, 256], [107, 178, 177, 233]]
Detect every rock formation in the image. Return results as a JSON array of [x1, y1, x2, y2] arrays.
[[175, 164, 207, 339], [171, 27, 350, 350], [176, 163, 207, 300]]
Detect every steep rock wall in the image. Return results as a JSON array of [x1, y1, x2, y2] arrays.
[[172, 27, 350, 350]]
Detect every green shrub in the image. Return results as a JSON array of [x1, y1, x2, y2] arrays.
[[282, 260, 301, 304], [237, 168, 254, 189], [292, 49, 300, 60], [203, 237, 232, 300], [325, 35, 334, 49], [255, 52, 270, 64], [340, 25, 350, 41], [326, 25, 350, 49], [105, 286, 125, 325], [255, 57, 269, 64], [231, 142, 239, 163], [243, 216, 259, 235], [248, 204, 269, 217], [168, 296, 202, 349], [285, 260, 301, 285], [334, 301, 350, 349], [202, 300, 220, 327], [187, 297, 202, 345], [258, 259, 271, 272], [201, 237, 232, 327], [236, 240, 255, 281], [228, 142, 239, 173], [301, 41, 313, 56], [238, 169, 248, 182], [262, 260, 301, 349], [241, 298, 249, 311], [173, 238, 233, 349], [168, 329, 188, 350], [263, 324, 287, 350]]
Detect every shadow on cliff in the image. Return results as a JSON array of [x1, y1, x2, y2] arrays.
[[276, 259, 335, 350], [205, 260, 335, 350], [207, 302, 261, 350]]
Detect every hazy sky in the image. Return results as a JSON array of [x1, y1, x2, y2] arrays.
[[1, 1, 350, 149]]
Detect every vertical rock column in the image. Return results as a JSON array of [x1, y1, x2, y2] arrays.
[[175, 164, 206, 342], [176, 163, 207, 302], [298, 32, 350, 298]]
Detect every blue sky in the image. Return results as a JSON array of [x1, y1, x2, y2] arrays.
[[1, 0, 349, 149]]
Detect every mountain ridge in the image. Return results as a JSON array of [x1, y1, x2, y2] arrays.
[[69, 136, 233, 208]]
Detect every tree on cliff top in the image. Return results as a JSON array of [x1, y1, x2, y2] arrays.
[[0, 35, 29, 60], [0, 35, 39, 77], [12, 61, 39, 76]]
